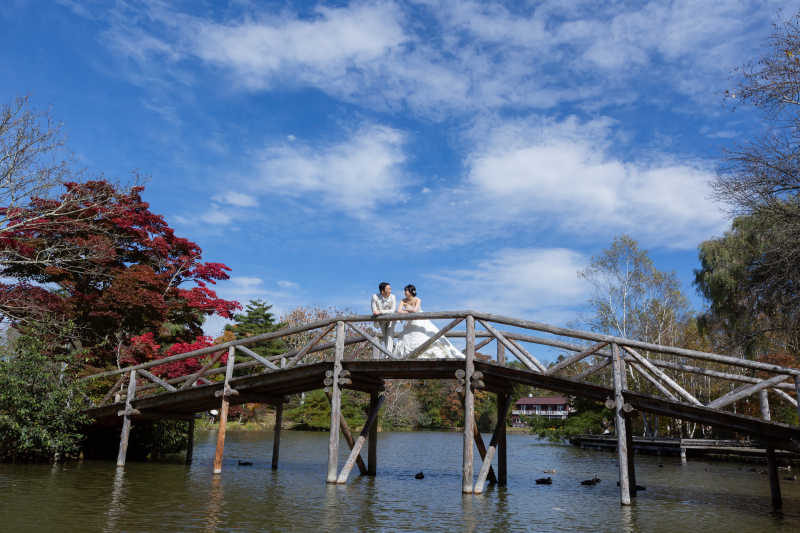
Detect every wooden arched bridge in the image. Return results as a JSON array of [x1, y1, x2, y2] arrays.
[[79, 311, 800, 507]]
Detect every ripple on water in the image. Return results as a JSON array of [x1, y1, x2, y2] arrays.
[[1, 431, 799, 533]]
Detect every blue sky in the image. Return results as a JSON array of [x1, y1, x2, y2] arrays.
[[0, 0, 783, 348]]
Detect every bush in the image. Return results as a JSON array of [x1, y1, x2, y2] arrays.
[[0, 329, 89, 461]]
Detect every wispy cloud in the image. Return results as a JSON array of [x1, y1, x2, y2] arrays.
[[277, 280, 299, 289], [255, 123, 408, 212], [428, 247, 591, 322], [212, 191, 259, 207], [92, 0, 783, 117]]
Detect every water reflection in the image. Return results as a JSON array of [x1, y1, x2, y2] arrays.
[[103, 468, 126, 533], [202, 474, 225, 533]]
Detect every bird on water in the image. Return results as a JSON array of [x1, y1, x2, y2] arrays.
[[580, 476, 601, 486], [238, 460, 253, 466], [415, 472, 425, 479], [543, 469, 556, 474], [535, 477, 553, 485]]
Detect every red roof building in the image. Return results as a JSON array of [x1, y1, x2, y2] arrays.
[[511, 396, 571, 427]]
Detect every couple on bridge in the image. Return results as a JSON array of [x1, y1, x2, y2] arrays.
[[371, 282, 464, 360]]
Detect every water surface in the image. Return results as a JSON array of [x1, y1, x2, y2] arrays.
[[2, 430, 799, 532]]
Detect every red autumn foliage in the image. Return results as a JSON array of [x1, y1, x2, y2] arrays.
[[0, 180, 240, 368]]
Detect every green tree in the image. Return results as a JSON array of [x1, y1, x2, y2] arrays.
[[224, 300, 286, 357], [527, 398, 613, 443], [0, 324, 89, 461], [706, 11, 800, 351], [573, 235, 694, 436], [285, 389, 366, 431]]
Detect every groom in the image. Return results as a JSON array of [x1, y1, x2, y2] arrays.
[[371, 282, 396, 351]]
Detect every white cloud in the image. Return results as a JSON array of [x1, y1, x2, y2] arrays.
[[429, 248, 591, 320], [230, 277, 264, 288], [185, 1, 407, 91], [277, 280, 299, 289], [256, 123, 408, 211], [95, 0, 783, 117], [463, 115, 728, 247], [212, 191, 259, 207]]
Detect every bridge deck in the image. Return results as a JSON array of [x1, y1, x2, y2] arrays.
[[83, 359, 800, 449]]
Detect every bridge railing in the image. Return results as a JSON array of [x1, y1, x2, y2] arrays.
[[79, 310, 800, 421]]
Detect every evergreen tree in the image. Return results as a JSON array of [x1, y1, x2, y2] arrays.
[[224, 300, 286, 358]]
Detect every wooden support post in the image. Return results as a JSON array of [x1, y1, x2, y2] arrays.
[[186, 418, 195, 464], [760, 389, 781, 508], [368, 390, 379, 476], [612, 343, 631, 505], [272, 404, 283, 469], [474, 393, 514, 494], [624, 412, 636, 498], [327, 321, 345, 483], [795, 375, 800, 426], [462, 315, 476, 493], [325, 389, 368, 475], [116, 371, 137, 467], [497, 342, 505, 365], [498, 393, 507, 485], [337, 394, 386, 483], [213, 347, 236, 474]]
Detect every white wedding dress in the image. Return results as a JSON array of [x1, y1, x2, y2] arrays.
[[393, 308, 465, 360]]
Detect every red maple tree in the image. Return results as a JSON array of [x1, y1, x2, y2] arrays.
[[0, 180, 240, 371]]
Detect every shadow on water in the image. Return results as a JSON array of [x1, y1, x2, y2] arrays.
[[1, 430, 799, 532]]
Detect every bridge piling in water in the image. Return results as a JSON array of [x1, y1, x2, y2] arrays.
[[462, 316, 476, 494], [612, 343, 631, 505], [368, 391, 379, 476], [272, 404, 283, 469], [116, 371, 137, 467], [326, 321, 345, 483], [760, 389, 781, 507], [186, 418, 195, 464], [213, 347, 236, 474]]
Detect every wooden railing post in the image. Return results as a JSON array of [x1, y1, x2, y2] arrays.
[[116, 371, 137, 467], [272, 404, 283, 469], [760, 389, 781, 508], [213, 346, 236, 474], [327, 321, 345, 483], [611, 343, 631, 505], [368, 390, 379, 475], [462, 315, 476, 493]]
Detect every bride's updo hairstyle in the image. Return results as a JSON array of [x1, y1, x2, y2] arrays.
[[404, 284, 417, 297]]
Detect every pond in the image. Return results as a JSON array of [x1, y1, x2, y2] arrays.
[[2, 430, 799, 532]]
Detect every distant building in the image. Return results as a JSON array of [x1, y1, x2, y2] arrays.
[[511, 396, 571, 427]]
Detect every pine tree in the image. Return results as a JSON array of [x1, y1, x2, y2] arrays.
[[224, 300, 286, 358]]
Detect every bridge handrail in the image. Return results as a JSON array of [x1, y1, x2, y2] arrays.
[[79, 310, 800, 383]]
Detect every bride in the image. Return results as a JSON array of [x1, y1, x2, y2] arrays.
[[393, 285, 464, 360]]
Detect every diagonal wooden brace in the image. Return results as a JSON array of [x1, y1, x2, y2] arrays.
[[337, 394, 386, 483], [346, 322, 398, 360], [623, 346, 702, 406], [235, 345, 280, 370], [325, 390, 368, 475], [285, 324, 336, 368], [474, 392, 514, 494]]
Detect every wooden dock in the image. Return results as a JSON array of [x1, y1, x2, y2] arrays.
[[78, 310, 800, 508], [574, 434, 799, 460]]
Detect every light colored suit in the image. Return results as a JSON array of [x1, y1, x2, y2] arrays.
[[371, 293, 396, 351]]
